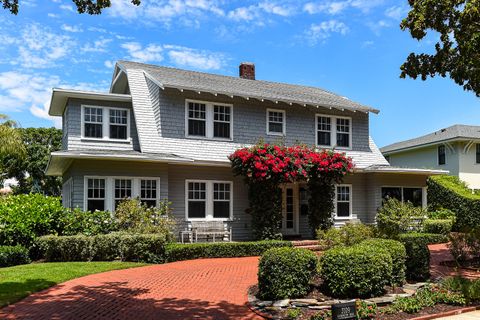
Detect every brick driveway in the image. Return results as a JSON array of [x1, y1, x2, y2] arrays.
[[1, 257, 263, 320]]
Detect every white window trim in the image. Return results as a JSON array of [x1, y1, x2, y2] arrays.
[[184, 99, 233, 141], [334, 184, 353, 219], [83, 176, 161, 212], [315, 114, 352, 150], [185, 179, 234, 221], [381, 185, 427, 209], [81, 105, 131, 142], [266, 108, 286, 136]]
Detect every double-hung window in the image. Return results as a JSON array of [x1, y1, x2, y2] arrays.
[[316, 114, 352, 149], [381, 187, 424, 207], [114, 179, 132, 209], [82, 105, 130, 141], [140, 179, 158, 208], [186, 180, 233, 220], [267, 109, 286, 135], [438, 145, 446, 165], [84, 107, 103, 138], [186, 100, 232, 140], [335, 185, 351, 217], [475, 144, 480, 164], [86, 178, 106, 211]]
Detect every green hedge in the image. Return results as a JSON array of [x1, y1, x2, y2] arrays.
[[427, 176, 480, 230], [36, 233, 169, 263], [165, 240, 292, 262], [0, 245, 31, 267], [424, 219, 453, 235], [258, 247, 318, 300], [398, 233, 434, 281], [320, 245, 392, 298], [360, 239, 406, 286]]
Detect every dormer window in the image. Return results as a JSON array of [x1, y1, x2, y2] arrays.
[[185, 100, 232, 140], [81, 105, 130, 141], [316, 114, 352, 149]]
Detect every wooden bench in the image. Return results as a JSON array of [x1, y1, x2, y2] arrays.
[[190, 221, 232, 242]]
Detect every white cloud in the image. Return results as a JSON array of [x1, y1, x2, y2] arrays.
[[304, 20, 349, 45], [59, 4, 75, 12], [367, 19, 390, 35], [165, 46, 226, 70], [121, 42, 164, 63], [47, 13, 59, 18], [81, 38, 112, 53], [104, 60, 115, 69], [304, 0, 385, 15], [385, 6, 407, 20], [61, 24, 83, 33], [227, 1, 294, 23]]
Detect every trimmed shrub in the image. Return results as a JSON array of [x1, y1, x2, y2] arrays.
[[320, 245, 392, 298], [60, 208, 117, 236], [398, 233, 434, 281], [0, 194, 66, 247], [165, 240, 292, 262], [424, 219, 453, 235], [360, 239, 406, 286], [317, 222, 375, 249], [427, 208, 456, 220], [376, 198, 425, 238], [0, 245, 31, 267], [36, 233, 169, 263], [427, 175, 480, 230], [258, 247, 318, 300]]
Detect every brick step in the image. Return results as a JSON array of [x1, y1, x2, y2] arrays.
[[292, 240, 319, 247], [294, 245, 323, 252]]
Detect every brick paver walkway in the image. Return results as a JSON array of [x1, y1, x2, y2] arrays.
[[0, 257, 263, 320], [429, 243, 480, 280]]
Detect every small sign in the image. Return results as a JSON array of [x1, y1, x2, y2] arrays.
[[331, 301, 356, 320]]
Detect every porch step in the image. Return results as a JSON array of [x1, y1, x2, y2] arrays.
[[292, 240, 323, 252]]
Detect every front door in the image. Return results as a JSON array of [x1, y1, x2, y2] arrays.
[[282, 185, 298, 235]]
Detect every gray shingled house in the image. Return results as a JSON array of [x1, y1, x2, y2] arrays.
[[382, 125, 480, 190], [46, 61, 445, 240]]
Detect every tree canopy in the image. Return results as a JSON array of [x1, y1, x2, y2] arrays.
[[400, 0, 480, 96], [0, 114, 25, 187], [2, 127, 62, 196], [2, 0, 141, 15]]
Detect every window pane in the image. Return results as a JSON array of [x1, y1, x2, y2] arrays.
[[438, 145, 446, 165], [110, 125, 127, 139], [188, 182, 206, 200], [269, 122, 283, 133], [268, 111, 284, 133], [141, 200, 157, 208], [88, 199, 105, 212], [317, 116, 331, 146], [214, 122, 230, 138], [188, 201, 206, 218], [403, 188, 423, 207], [337, 133, 349, 147], [188, 119, 206, 136], [382, 187, 402, 202], [337, 202, 350, 217], [87, 178, 105, 212], [318, 132, 331, 146], [109, 109, 127, 124], [213, 202, 230, 218], [336, 118, 350, 148], [85, 123, 102, 138], [476, 144, 480, 164]]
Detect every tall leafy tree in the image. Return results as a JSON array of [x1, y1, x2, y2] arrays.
[[3, 127, 62, 196], [2, 0, 141, 14], [400, 0, 480, 96], [0, 114, 25, 187]]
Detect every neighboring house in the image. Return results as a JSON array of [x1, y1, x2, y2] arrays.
[[46, 61, 445, 240], [381, 125, 480, 190]]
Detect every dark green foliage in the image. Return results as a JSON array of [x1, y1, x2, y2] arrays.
[[258, 247, 318, 300], [398, 233, 436, 281], [423, 219, 453, 235], [0, 245, 30, 267], [400, 0, 480, 96], [360, 239, 406, 286], [3, 127, 62, 196], [427, 208, 456, 220], [36, 233, 169, 263], [308, 177, 335, 233], [376, 198, 425, 238], [320, 245, 392, 298], [317, 223, 375, 249], [442, 276, 480, 304], [165, 240, 292, 262], [427, 175, 480, 230], [2, 0, 141, 15], [0, 194, 66, 247], [247, 182, 283, 240]]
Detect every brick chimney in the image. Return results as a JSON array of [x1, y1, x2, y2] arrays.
[[239, 62, 255, 80]]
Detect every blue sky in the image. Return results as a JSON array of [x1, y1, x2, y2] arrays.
[[0, 0, 479, 147]]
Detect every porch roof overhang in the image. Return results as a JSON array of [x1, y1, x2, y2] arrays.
[[360, 165, 448, 175], [45, 150, 194, 176], [49, 88, 132, 116]]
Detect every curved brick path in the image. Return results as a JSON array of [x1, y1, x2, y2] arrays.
[[1, 257, 263, 320]]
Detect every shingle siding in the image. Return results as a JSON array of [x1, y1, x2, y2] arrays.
[[65, 98, 140, 151]]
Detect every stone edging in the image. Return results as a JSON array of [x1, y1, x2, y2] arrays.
[[411, 306, 480, 320]]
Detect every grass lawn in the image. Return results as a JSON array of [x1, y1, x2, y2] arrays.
[[0, 261, 147, 307]]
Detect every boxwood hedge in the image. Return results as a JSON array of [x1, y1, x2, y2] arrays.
[[258, 247, 318, 300], [424, 219, 453, 235], [398, 233, 435, 281], [0, 245, 31, 267]]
